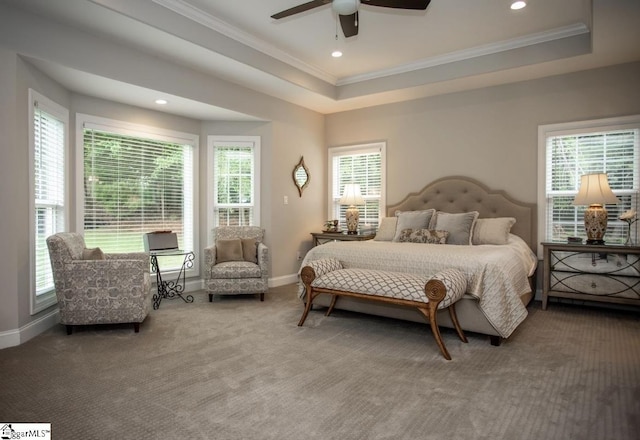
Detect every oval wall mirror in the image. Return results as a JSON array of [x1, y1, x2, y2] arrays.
[[293, 156, 310, 197]]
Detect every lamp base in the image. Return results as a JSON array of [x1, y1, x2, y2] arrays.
[[584, 204, 608, 245], [345, 205, 359, 234]]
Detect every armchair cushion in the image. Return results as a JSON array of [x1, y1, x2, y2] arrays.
[[82, 247, 105, 260], [211, 261, 263, 279], [241, 238, 258, 263], [216, 238, 244, 263]]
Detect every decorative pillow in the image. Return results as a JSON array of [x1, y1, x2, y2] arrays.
[[216, 238, 244, 263], [373, 217, 398, 241], [472, 217, 516, 245], [398, 229, 449, 244], [430, 211, 479, 245], [392, 209, 435, 242], [82, 247, 105, 260], [241, 238, 258, 263]]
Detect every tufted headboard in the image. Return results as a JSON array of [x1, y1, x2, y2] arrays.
[[386, 176, 537, 252]]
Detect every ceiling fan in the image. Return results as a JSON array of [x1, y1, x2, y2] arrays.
[[271, 0, 431, 38]]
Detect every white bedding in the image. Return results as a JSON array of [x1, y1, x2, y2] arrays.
[[299, 234, 537, 338]]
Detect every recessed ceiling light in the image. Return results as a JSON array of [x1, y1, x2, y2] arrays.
[[510, 1, 526, 10], [155, 99, 168, 105], [331, 50, 343, 58]]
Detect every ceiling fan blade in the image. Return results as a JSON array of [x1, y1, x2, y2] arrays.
[[271, 0, 332, 19], [339, 12, 359, 38], [362, 0, 431, 10]]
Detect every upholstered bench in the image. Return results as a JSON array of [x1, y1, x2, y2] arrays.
[[299, 258, 468, 360]]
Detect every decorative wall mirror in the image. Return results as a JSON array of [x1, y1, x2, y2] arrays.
[[292, 156, 310, 197]]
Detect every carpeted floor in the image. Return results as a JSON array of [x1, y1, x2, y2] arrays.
[[1, 284, 639, 440]]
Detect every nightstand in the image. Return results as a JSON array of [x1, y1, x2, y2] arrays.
[[310, 231, 376, 247], [542, 242, 640, 310]]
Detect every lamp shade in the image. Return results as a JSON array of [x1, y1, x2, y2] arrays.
[[339, 183, 365, 206], [572, 173, 620, 206]]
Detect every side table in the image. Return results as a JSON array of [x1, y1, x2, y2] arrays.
[[150, 250, 195, 309], [542, 242, 640, 310], [310, 231, 376, 247]]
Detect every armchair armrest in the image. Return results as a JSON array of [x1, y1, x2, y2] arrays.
[[257, 242, 269, 276], [204, 245, 217, 279]]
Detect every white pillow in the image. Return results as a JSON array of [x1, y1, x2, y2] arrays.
[[472, 217, 516, 245], [392, 209, 435, 242], [430, 211, 479, 245], [374, 217, 398, 241]]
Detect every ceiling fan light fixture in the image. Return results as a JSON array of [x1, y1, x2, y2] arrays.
[[510, 1, 527, 10], [333, 0, 360, 16]]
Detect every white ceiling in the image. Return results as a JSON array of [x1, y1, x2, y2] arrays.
[[7, 0, 640, 119]]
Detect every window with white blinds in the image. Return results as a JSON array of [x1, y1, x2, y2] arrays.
[[29, 89, 68, 313], [329, 142, 386, 230], [79, 116, 197, 272], [209, 136, 260, 227], [540, 116, 640, 245]]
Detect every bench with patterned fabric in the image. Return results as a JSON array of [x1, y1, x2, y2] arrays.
[[299, 258, 468, 360]]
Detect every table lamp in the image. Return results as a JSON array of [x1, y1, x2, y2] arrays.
[[339, 183, 365, 234], [572, 173, 619, 244]]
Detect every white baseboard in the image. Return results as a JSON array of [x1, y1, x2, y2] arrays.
[[0, 308, 59, 350], [269, 273, 298, 288]]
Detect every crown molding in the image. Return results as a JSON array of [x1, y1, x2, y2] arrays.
[[336, 23, 590, 86], [152, 0, 338, 84]]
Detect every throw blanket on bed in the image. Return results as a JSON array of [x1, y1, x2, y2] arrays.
[[298, 235, 537, 338]]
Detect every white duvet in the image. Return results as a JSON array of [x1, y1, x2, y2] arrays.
[[299, 234, 537, 338]]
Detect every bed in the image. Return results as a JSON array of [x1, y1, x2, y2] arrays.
[[298, 176, 538, 345]]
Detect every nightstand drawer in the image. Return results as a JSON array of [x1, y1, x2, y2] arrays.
[[550, 251, 640, 276], [550, 271, 640, 300]]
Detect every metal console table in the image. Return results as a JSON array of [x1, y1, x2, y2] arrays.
[[150, 249, 195, 309]]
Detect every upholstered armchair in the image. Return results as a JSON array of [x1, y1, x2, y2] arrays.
[[46, 232, 152, 334], [204, 226, 269, 302]]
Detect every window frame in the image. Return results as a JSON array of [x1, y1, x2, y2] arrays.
[[29, 89, 69, 314], [537, 114, 640, 256], [76, 114, 199, 277], [207, 135, 261, 241], [328, 142, 386, 230]]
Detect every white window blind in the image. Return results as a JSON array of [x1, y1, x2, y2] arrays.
[[212, 140, 259, 226], [33, 96, 66, 297], [81, 119, 196, 271], [544, 125, 639, 243], [329, 142, 386, 230]]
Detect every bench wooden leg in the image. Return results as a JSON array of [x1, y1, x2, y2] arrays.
[[298, 287, 314, 326], [448, 304, 468, 343], [325, 294, 338, 316], [417, 306, 451, 361]]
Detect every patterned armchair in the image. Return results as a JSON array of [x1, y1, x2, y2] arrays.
[[46, 232, 152, 335], [204, 226, 269, 302]]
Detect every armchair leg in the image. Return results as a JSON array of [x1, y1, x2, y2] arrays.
[[66, 325, 73, 335], [133, 323, 140, 333], [260, 293, 264, 301], [209, 293, 214, 302]]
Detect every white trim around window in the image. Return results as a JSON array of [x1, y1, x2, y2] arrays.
[[29, 89, 69, 314], [75, 114, 199, 277], [207, 135, 261, 243], [328, 141, 386, 230]]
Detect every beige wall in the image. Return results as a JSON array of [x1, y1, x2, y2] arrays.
[[326, 62, 640, 207]]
